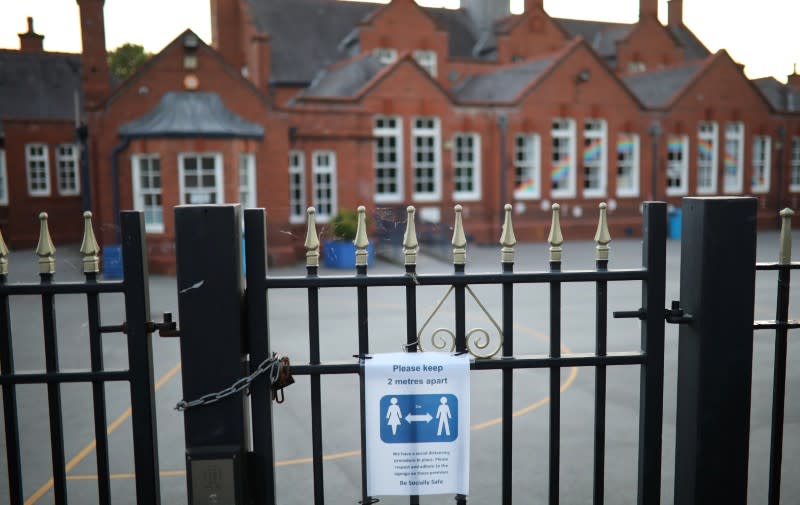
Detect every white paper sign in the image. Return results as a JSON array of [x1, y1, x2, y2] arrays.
[[365, 352, 470, 496]]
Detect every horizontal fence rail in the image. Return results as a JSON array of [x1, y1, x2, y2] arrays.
[[242, 201, 667, 505], [0, 211, 160, 505]]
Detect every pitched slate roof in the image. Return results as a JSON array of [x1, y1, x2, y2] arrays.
[[622, 61, 704, 108], [118, 92, 263, 139], [302, 54, 385, 98], [454, 55, 555, 103], [556, 18, 632, 58], [0, 49, 83, 135], [669, 25, 711, 61], [753, 77, 800, 113], [247, 0, 478, 84]]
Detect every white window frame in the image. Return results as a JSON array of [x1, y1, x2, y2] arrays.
[[452, 133, 481, 201], [696, 122, 718, 195], [413, 50, 437, 77], [550, 118, 576, 199], [790, 137, 800, 193], [178, 152, 224, 205], [514, 133, 541, 200], [312, 150, 337, 223], [239, 153, 257, 209], [26, 143, 50, 196], [56, 143, 80, 196], [412, 117, 442, 202], [724, 122, 745, 194], [289, 150, 306, 224], [373, 48, 398, 65], [0, 149, 7, 205], [751, 136, 771, 194], [373, 116, 403, 203], [666, 135, 689, 196], [582, 119, 607, 198], [131, 154, 164, 233], [616, 133, 640, 198]]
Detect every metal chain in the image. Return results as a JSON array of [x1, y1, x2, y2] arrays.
[[175, 354, 284, 411]]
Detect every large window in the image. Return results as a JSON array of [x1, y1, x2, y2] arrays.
[[751, 136, 771, 193], [26, 143, 50, 196], [616, 134, 639, 197], [791, 137, 800, 192], [0, 149, 7, 205], [724, 122, 744, 193], [179, 153, 223, 205], [239, 153, 256, 209], [312, 151, 337, 222], [56, 144, 80, 196], [514, 133, 541, 200], [582, 119, 607, 197], [132, 154, 163, 233], [696, 122, 717, 194], [413, 50, 437, 77], [453, 133, 481, 200], [412, 117, 441, 201], [666, 135, 689, 196], [551, 119, 576, 198], [289, 151, 306, 223], [374, 116, 403, 202]]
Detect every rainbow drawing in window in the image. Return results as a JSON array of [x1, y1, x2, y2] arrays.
[[583, 138, 603, 162], [667, 137, 685, 154], [724, 148, 738, 175], [516, 178, 536, 193], [698, 139, 714, 160], [551, 157, 571, 184], [617, 135, 636, 155]]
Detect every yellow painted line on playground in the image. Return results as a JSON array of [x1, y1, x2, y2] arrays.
[[27, 323, 580, 495], [25, 362, 183, 505]]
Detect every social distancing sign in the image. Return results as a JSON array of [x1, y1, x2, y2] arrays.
[[365, 352, 470, 496]]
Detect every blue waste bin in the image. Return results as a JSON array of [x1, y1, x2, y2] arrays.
[[668, 208, 682, 240], [102, 244, 123, 279]]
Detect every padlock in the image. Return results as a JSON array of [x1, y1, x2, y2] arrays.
[[271, 356, 295, 404]]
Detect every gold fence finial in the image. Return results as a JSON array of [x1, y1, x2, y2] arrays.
[[304, 207, 320, 268], [80, 211, 101, 274], [0, 228, 8, 276], [403, 206, 419, 266], [779, 208, 794, 265], [452, 204, 467, 265], [594, 202, 611, 262], [355, 205, 369, 267], [548, 203, 563, 263], [36, 212, 56, 274], [500, 203, 517, 264]]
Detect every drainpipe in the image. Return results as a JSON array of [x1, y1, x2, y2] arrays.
[[111, 136, 131, 243]]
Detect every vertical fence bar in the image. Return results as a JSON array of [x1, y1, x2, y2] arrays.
[[500, 204, 516, 505], [637, 201, 666, 505], [767, 208, 793, 505], [176, 205, 244, 505], [244, 208, 276, 505], [120, 211, 161, 505], [0, 237, 23, 505], [36, 212, 67, 505], [82, 211, 112, 505], [452, 205, 468, 505], [548, 204, 563, 505], [673, 197, 756, 505], [593, 203, 610, 505], [404, 206, 420, 505]]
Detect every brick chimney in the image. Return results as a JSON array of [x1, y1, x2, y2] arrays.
[[18, 17, 44, 52], [639, 0, 659, 19], [249, 33, 271, 90], [210, 0, 245, 70], [668, 0, 683, 26], [463, 0, 511, 34], [77, 0, 110, 110]]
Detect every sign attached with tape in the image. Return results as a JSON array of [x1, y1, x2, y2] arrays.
[[365, 352, 470, 496]]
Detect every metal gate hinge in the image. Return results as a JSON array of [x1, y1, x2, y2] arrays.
[[665, 301, 693, 325], [148, 312, 180, 337]]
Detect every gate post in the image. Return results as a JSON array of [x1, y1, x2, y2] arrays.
[[175, 205, 248, 505], [673, 197, 757, 505]]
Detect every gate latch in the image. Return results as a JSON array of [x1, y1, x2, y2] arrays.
[[148, 312, 180, 337], [271, 356, 295, 404], [665, 300, 693, 325]]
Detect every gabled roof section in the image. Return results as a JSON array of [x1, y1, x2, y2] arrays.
[[425, 8, 479, 59], [669, 25, 710, 61], [753, 77, 800, 113], [301, 53, 385, 98], [454, 54, 556, 103], [0, 49, 82, 124], [556, 18, 632, 59], [118, 91, 264, 139], [622, 60, 704, 108]]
